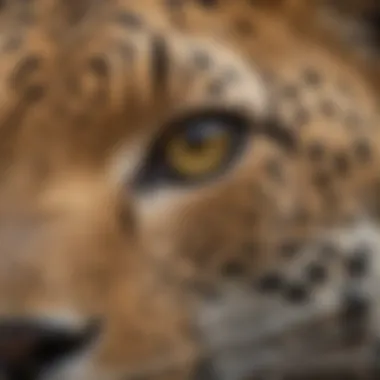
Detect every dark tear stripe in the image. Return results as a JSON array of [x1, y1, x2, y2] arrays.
[[0, 98, 30, 173], [11, 55, 41, 91], [150, 34, 170, 97]]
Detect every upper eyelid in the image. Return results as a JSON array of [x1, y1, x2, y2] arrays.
[[112, 111, 295, 187], [141, 108, 296, 162]]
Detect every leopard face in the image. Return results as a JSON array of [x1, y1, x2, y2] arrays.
[[0, 1, 379, 380]]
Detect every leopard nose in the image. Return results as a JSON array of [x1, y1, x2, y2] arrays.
[[0, 318, 101, 380]]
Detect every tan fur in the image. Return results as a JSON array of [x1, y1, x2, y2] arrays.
[[0, 1, 379, 379]]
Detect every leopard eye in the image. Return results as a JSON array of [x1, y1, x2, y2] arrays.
[[134, 109, 250, 189], [165, 119, 232, 177]]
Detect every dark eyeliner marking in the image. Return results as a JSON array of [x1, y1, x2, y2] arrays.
[[151, 34, 170, 95]]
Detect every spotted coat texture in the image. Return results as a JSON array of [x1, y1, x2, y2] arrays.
[[0, 1, 380, 380]]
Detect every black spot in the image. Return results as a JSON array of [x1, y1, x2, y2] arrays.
[[306, 262, 327, 284], [193, 51, 211, 70], [234, 18, 256, 36], [303, 68, 322, 86], [333, 151, 350, 177], [151, 34, 170, 95], [354, 139, 372, 163], [341, 290, 370, 343], [197, 0, 218, 7], [346, 246, 370, 278], [11, 55, 41, 89], [265, 159, 284, 183], [313, 170, 331, 189], [307, 141, 325, 161], [165, 0, 187, 27], [320, 100, 335, 117], [279, 241, 300, 258], [220, 260, 245, 277], [63, 0, 92, 24], [191, 358, 218, 380], [24, 84, 46, 103], [115, 11, 143, 29], [362, 8, 380, 44], [283, 282, 309, 303], [341, 291, 369, 320], [281, 84, 298, 99], [255, 272, 284, 293], [88, 56, 109, 78]]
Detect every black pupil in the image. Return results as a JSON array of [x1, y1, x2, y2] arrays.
[[182, 121, 225, 151]]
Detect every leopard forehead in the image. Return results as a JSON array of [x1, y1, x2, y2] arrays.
[[0, 0, 377, 176], [0, 0, 278, 180]]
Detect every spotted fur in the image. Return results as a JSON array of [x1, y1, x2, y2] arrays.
[[0, 1, 379, 380]]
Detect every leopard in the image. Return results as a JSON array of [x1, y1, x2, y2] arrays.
[[0, 1, 380, 380]]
